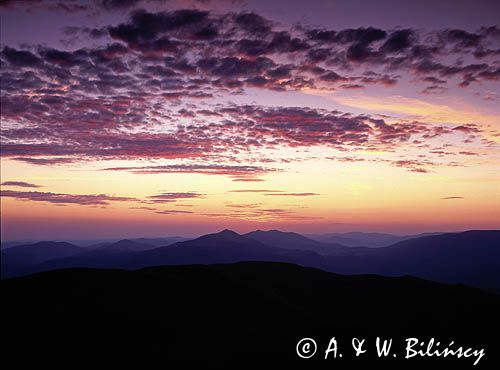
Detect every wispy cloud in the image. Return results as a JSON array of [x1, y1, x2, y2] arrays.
[[156, 210, 194, 215], [146, 192, 204, 203], [129, 206, 157, 211], [1, 181, 41, 188], [1, 190, 137, 206], [11, 157, 79, 165], [264, 192, 319, 197], [104, 164, 277, 177], [226, 203, 263, 208], [231, 178, 266, 182], [200, 207, 322, 221], [229, 189, 284, 193]]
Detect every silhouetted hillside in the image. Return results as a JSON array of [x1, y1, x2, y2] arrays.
[[0, 240, 32, 250], [0, 241, 83, 277], [85, 236, 188, 250], [97, 239, 159, 252], [2, 262, 499, 367], [244, 229, 370, 255], [308, 231, 443, 247], [3, 230, 499, 292], [122, 229, 300, 267], [129, 236, 189, 247], [325, 230, 500, 292], [25, 229, 290, 274]]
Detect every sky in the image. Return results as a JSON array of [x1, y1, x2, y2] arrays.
[[1, 0, 499, 240]]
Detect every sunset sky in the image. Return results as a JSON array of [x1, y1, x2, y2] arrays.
[[1, 0, 499, 240]]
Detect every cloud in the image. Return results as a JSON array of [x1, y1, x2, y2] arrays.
[[231, 178, 265, 182], [326, 156, 366, 162], [1, 100, 438, 166], [3, 4, 500, 75], [1, 10, 497, 107], [391, 159, 433, 173], [193, 105, 442, 151], [234, 12, 272, 35], [1, 99, 487, 173], [0, 189, 137, 206], [441, 196, 464, 200], [103, 163, 277, 177], [108, 9, 211, 45], [226, 203, 262, 209], [453, 125, 481, 133], [201, 210, 323, 221], [156, 209, 194, 215], [0, 0, 245, 14], [146, 192, 203, 203], [1, 8, 497, 173], [1, 181, 42, 188], [201, 202, 323, 221], [229, 189, 283, 193], [11, 157, 79, 165], [131, 200, 323, 218], [0, 0, 90, 13], [97, 0, 141, 10], [264, 192, 319, 197], [380, 29, 414, 53], [2, 47, 41, 67], [130, 206, 157, 210], [326, 154, 469, 173]]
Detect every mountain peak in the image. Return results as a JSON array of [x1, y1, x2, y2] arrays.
[[103, 239, 156, 252], [188, 229, 251, 245], [217, 229, 241, 237], [245, 229, 307, 239]]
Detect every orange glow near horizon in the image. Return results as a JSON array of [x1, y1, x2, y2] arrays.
[[2, 149, 499, 239]]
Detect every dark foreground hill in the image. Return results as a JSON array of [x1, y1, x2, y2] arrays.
[[2, 262, 499, 368]]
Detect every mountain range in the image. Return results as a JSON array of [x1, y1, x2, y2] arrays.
[[306, 231, 444, 247], [2, 229, 499, 292]]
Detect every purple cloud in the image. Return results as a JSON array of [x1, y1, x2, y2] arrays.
[[0, 8, 495, 173], [264, 192, 319, 197], [229, 189, 283, 193], [104, 164, 277, 177], [1, 189, 137, 206], [146, 192, 204, 203], [155, 210, 195, 215], [1, 181, 41, 188]]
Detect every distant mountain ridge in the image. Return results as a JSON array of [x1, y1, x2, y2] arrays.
[[321, 230, 500, 292], [84, 236, 190, 249], [244, 229, 369, 255], [0, 241, 84, 277], [2, 229, 499, 292], [94, 239, 160, 252], [307, 231, 444, 247]]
